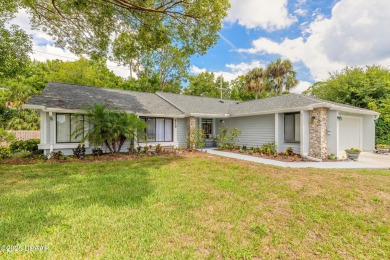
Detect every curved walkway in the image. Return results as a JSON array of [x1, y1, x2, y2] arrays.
[[203, 149, 387, 169]]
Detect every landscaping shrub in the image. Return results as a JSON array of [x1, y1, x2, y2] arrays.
[[11, 150, 31, 159], [155, 144, 162, 154], [73, 144, 86, 159], [194, 129, 206, 149], [285, 147, 293, 156], [10, 139, 40, 153], [216, 125, 241, 149], [51, 151, 64, 160], [260, 142, 277, 156], [0, 146, 11, 159]]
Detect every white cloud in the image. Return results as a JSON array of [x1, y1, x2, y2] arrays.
[[291, 81, 311, 94], [225, 0, 297, 30], [294, 8, 307, 16], [191, 60, 263, 82], [238, 0, 390, 81]]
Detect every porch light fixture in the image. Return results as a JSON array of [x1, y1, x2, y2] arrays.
[[220, 120, 225, 123]]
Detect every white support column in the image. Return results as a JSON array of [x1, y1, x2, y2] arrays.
[[275, 113, 279, 152], [39, 111, 46, 145], [300, 110, 304, 156], [49, 112, 55, 155]]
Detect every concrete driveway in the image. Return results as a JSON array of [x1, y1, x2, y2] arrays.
[[358, 152, 390, 168]]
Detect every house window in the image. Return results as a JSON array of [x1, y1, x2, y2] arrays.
[[284, 113, 300, 143], [202, 119, 213, 139], [56, 113, 85, 143], [142, 118, 173, 142]]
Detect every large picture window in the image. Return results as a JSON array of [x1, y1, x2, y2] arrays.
[[56, 113, 85, 143], [284, 113, 300, 143], [142, 118, 173, 142]]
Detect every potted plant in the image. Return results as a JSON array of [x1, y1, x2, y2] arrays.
[[345, 148, 361, 160], [376, 144, 390, 154]]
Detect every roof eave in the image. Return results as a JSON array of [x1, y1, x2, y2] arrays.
[[229, 106, 313, 117]]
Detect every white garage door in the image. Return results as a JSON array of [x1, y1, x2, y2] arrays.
[[339, 116, 362, 151]]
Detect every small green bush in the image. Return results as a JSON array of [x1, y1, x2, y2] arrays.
[[260, 142, 277, 156], [285, 147, 293, 156], [345, 148, 361, 153], [0, 146, 11, 159], [155, 144, 162, 154], [11, 150, 31, 159], [10, 139, 40, 154]]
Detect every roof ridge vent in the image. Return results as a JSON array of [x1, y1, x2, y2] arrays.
[[219, 100, 224, 103]]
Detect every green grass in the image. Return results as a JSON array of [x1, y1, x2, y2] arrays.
[[0, 154, 389, 259]]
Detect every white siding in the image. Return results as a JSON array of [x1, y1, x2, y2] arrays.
[[363, 115, 376, 151], [177, 118, 187, 148], [277, 113, 301, 154], [218, 114, 275, 148]]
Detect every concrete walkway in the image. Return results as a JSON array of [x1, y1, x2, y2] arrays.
[[203, 148, 388, 169]]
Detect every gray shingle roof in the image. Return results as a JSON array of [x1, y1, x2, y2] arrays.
[[156, 92, 237, 115], [26, 83, 184, 116], [26, 83, 379, 117], [228, 93, 378, 115], [228, 93, 318, 115]]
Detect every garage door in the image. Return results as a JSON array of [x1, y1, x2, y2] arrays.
[[339, 116, 361, 151]]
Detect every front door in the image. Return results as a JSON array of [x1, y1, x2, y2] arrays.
[[201, 119, 214, 147]]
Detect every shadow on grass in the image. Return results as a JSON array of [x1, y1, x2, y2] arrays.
[[0, 156, 182, 244]]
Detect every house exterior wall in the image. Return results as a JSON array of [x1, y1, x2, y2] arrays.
[[38, 111, 183, 156], [276, 113, 301, 155], [301, 111, 310, 156], [217, 114, 275, 148], [176, 118, 187, 148], [363, 115, 376, 151]]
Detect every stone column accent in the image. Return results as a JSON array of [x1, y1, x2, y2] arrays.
[[309, 108, 328, 159], [187, 117, 196, 149]]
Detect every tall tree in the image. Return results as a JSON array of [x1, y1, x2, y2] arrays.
[[184, 72, 229, 99], [0, 23, 32, 78], [266, 58, 298, 95], [230, 75, 255, 101], [43, 58, 124, 88], [244, 67, 267, 99]]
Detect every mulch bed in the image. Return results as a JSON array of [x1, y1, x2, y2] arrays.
[[0, 149, 200, 166], [216, 148, 320, 162]]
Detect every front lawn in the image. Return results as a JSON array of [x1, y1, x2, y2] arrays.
[[0, 153, 389, 259]]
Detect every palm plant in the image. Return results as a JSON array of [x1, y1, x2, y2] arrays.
[[75, 103, 147, 153], [266, 58, 298, 95], [6, 110, 39, 130], [244, 67, 267, 99]]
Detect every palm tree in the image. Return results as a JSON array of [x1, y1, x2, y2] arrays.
[[74, 103, 147, 153], [266, 58, 299, 95], [244, 67, 267, 99]]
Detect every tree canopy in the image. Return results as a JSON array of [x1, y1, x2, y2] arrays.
[[15, 0, 229, 59]]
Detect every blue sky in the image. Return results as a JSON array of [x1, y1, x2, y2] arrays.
[[10, 0, 390, 93]]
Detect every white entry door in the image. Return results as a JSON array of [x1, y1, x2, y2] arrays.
[[339, 116, 362, 151]]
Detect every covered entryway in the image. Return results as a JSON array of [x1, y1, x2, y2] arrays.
[[201, 118, 215, 147], [339, 116, 362, 151]]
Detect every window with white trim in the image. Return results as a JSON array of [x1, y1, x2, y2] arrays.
[[284, 113, 300, 143], [56, 113, 85, 143], [142, 118, 173, 142]]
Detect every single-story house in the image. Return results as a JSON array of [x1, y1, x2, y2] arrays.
[[25, 82, 380, 159]]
